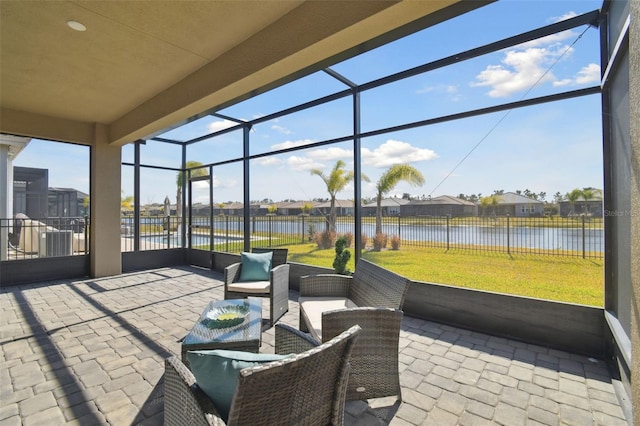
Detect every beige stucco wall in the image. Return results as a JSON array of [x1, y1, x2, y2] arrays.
[[90, 124, 122, 277]]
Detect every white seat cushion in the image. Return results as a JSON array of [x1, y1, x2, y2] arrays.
[[227, 280, 270, 294], [298, 297, 358, 340]]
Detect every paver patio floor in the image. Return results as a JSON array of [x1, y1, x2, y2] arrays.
[[0, 266, 629, 425]]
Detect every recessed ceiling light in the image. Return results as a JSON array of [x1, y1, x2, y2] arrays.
[[67, 20, 87, 32]]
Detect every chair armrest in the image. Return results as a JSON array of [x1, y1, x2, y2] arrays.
[[274, 323, 319, 354], [224, 262, 241, 285], [299, 274, 351, 298], [270, 263, 289, 285], [270, 264, 290, 297], [164, 356, 225, 425]]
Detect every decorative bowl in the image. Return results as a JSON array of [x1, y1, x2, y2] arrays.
[[201, 304, 250, 329]]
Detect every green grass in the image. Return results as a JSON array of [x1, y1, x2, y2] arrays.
[[286, 244, 604, 307]]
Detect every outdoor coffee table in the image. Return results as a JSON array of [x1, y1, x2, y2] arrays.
[[181, 297, 263, 366]]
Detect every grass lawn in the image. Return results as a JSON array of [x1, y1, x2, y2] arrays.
[[286, 244, 604, 307]]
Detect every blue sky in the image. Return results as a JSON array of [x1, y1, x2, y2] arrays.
[[16, 0, 604, 206]]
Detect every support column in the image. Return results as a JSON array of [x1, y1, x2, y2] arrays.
[[0, 135, 30, 261], [90, 123, 122, 277]]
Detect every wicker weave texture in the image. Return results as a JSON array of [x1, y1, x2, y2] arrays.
[[165, 356, 226, 426], [164, 325, 361, 426], [224, 248, 289, 325], [322, 307, 403, 401], [348, 259, 409, 308], [298, 260, 410, 402]]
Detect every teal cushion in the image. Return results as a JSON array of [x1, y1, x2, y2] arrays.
[[238, 251, 272, 282], [186, 349, 290, 421]]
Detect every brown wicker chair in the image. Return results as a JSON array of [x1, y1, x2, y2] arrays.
[[224, 248, 289, 326], [164, 324, 361, 426], [297, 259, 409, 403]]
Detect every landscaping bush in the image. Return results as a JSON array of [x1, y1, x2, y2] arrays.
[[372, 232, 387, 251], [333, 235, 351, 275], [361, 232, 368, 249], [314, 230, 336, 249], [390, 235, 401, 250]]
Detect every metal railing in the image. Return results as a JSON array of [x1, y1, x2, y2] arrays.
[[3, 214, 602, 260], [119, 214, 603, 259], [1, 216, 88, 260]]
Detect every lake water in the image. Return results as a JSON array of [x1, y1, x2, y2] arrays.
[[127, 218, 603, 253]]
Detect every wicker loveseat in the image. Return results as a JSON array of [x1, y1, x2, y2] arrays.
[[164, 324, 361, 426], [297, 259, 410, 402]]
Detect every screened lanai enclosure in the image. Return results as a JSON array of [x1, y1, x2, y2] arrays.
[[122, 8, 603, 260], [1, 0, 635, 417]]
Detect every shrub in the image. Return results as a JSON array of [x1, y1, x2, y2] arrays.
[[372, 232, 387, 251], [361, 232, 368, 249], [333, 235, 351, 275], [390, 234, 401, 250], [313, 230, 336, 249]]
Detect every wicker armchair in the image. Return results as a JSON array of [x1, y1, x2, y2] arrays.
[[224, 248, 289, 326], [164, 324, 361, 426], [297, 259, 409, 402]]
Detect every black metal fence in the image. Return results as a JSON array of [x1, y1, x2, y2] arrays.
[[125, 214, 603, 259], [1, 216, 88, 260], [3, 214, 603, 260]]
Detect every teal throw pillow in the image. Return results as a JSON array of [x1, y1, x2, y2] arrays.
[[239, 251, 272, 282], [186, 349, 291, 421]]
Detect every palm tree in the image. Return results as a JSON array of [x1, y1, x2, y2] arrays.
[[311, 160, 369, 232], [374, 164, 425, 235], [566, 188, 582, 216], [479, 194, 501, 217], [176, 161, 208, 218], [580, 187, 595, 215]]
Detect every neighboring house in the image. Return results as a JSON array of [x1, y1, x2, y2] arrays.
[[214, 202, 244, 216], [558, 190, 604, 217], [402, 195, 477, 217], [313, 199, 354, 217], [274, 201, 317, 216], [492, 192, 544, 217], [362, 197, 410, 217]]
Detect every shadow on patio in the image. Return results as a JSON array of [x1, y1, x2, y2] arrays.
[[0, 266, 628, 425]]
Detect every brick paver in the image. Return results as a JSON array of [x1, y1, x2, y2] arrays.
[[0, 266, 630, 425]]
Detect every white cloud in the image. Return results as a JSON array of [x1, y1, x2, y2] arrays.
[[271, 124, 292, 135], [517, 29, 576, 49], [286, 155, 324, 172], [418, 85, 456, 94], [471, 10, 601, 99], [472, 45, 570, 97], [552, 63, 600, 87], [362, 140, 437, 168], [207, 119, 241, 133], [575, 63, 600, 84], [258, 157, 282, 166], [270, 139, 315, 150], [550, 11, 578, 23], [192, 180, 210, 189], [552, 78, 572, 87], [307, 147, 352, 161]]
